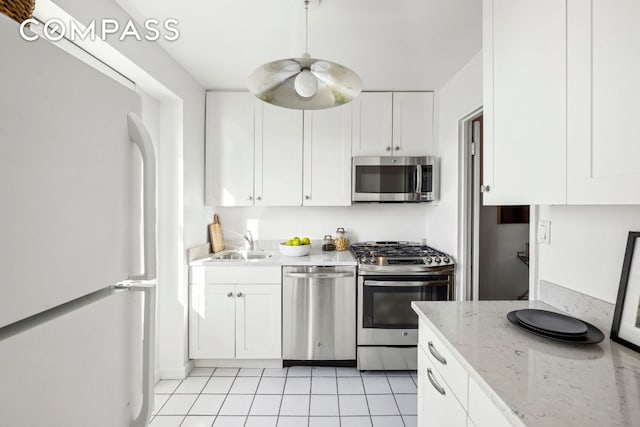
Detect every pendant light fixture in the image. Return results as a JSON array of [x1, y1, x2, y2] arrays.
[[247, 0, 362, 110]]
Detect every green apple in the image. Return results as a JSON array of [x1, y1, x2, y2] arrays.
[[302, 237, 311, 245], [286, 240, 293, 246], [292, 238, 301, 246]]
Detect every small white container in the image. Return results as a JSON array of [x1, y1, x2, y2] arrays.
[[279, 243, 312, 257]]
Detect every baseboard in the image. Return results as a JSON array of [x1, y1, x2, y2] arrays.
[[158, 360, 194, 380], [194, 359, 283, 368]]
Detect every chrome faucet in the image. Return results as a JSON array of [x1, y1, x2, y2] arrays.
[[244, 231, 255, 250]]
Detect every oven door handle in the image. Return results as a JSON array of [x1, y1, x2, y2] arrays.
[[364, 281, 449, 287], [416, 164, 423, 194]]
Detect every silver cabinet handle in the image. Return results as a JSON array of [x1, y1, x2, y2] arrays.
[[428, 341, 447, 365], [256, 196, 262, 201], [305, 195, 310, 200], [226, 292, 233, 297], [248, 196, 253, 201], [386, 146, 391, 151], [394, 146, 400, 151], [480, 185, 491, 193], [427, 368, 446, 396], [236, 292, 243, 297]]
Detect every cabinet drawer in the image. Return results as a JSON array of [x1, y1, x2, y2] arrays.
[[190, 266, 281, 284], [468, 376, 513, 427], [419, 319, 468, 410], [419, 347, 467, 427]]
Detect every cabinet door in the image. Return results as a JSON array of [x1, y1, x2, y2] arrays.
[[255, 103, 303, 206], [352, 92, 393, 156], [468, 377, 512, 427], [205, 92, 255, 206], [392, 92, 434, 156], [567, 0, 640, 204], [235, 284, 282, 359], [483, 0, 567, 205], [419, 348, 467, 427], [303, 105, 352, 206], [189, 284, 236, 359]]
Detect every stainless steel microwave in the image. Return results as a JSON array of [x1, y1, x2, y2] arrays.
[[352, 156, 438, 202]]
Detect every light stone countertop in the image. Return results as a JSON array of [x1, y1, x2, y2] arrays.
[[412, 300, 640, 427], [189, 247, 357, 267]]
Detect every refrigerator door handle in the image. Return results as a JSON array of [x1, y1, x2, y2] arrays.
[[127, 112, 157, 281], [115, 282, 156, 427]]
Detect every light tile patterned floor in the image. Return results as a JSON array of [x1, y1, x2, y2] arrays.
[[151, 367, 418, 427]]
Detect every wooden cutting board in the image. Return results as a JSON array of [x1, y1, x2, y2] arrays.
[[209, 214, 225, 253]]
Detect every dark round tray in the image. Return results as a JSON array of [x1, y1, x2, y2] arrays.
[[507, 311, 604, 344], [515, 308, 588, 336]]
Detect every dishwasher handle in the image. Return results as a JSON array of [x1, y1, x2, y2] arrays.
[[283, 272, 355, 279]]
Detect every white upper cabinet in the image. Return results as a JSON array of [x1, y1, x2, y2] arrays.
[[352, 92, 393, 156], [352, 92, 433, 157], [205, 92, 302, 207], [205, 92, 255, 207], [392, 92, 435, 156], [303, 105, 353, 206], [255, 104, 303, 206], [566, 0, 640, 204], [483, 0, 567, 205]]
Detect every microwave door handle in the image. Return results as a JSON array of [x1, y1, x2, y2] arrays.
[[416, 165, 423, 194]]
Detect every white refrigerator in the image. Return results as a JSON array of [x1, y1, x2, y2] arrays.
[[0, 15, 156, 427]]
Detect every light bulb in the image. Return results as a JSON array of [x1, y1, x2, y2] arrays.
[[294, 69, 318, 98]]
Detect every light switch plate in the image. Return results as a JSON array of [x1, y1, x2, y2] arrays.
[[537, 220, 551, 245]]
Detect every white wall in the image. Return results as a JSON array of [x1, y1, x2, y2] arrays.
[[478, 206, 529, 300], [216, 204, 431, 246], [538, 205, 640, 303], [425, 51, 483, 297], [51, 0, 210, 378]]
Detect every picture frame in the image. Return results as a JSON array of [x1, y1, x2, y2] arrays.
[[611, 231, 640, 353]]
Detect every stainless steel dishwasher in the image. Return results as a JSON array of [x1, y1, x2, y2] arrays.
[[282, 265, 356, 361]]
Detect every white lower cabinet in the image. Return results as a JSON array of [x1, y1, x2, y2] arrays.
[[190, 284, 236, 359], [418, 319, 514, 427], [468, 376, 512, 427], [418, 346, 467, 427], [234, 284, 281, 359], [189, 267, 281, 360]]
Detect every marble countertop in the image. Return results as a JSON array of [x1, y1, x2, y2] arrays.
[[189, 247, 357, 267], [412, 301, 640, 427]]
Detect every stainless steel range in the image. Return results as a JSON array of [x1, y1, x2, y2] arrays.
[[351, 241, 454, 371]]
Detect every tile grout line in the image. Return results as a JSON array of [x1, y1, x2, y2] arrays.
[[385, 371, 407, 427]]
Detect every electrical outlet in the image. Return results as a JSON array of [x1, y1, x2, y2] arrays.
[[537, 220, 551, 245]]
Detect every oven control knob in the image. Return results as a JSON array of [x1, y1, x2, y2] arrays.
[[435, 258, 442, 263], [443, 257, 450, 264], [426, 258, 432, 264], [360, 256, 368, 263], [369, 257, 377, 264]]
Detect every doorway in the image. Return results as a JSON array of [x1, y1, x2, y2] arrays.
[[460, 113, 530, 301]]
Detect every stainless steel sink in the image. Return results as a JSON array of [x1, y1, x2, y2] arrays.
[[209, 250, 273, 261]]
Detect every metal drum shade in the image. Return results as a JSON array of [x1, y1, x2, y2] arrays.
[[247, 56, 362, 110]]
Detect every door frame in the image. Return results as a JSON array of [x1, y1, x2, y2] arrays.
[[458, 109, 539, 302], [457, 107, 483, 301]]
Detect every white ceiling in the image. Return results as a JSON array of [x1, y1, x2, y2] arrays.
[[116, 0, 482, 91]]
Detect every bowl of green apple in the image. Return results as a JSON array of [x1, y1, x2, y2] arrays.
[[279, 236, 312, 256]]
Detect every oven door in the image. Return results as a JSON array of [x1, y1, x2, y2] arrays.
[[357, 274, 450, 345]]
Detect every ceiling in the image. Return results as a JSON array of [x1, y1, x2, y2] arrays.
[[116, 0, 482, 91]]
